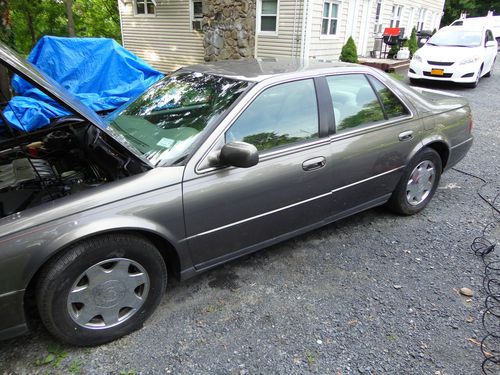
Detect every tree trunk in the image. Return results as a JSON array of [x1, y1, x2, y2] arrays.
[[0, 1, 12, 102], [64, 0, 76, 37], [26, 10, 36, 47]]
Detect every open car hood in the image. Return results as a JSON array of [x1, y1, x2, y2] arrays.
[[0, 42, 106, 130]]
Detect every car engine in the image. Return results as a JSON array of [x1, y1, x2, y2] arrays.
[[0, 128, 108, 218]]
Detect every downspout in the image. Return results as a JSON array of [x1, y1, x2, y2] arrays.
[[300, 0, 312, 61], [118, 0, 125, 46]]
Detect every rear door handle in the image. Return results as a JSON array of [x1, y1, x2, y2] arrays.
[[399, 130, 414, 141], [302, 157, 326, 171]]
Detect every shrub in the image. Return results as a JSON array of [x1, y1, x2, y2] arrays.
[[388, 44, 400, 59], [408, 27, 418, 56], [340, 36, 358, 63]]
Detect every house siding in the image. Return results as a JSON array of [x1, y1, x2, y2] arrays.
[[256, 0, 304, 58], [118, 0, 445, 69], [119, 0, 204, 72], [307, 0, 445, 61]]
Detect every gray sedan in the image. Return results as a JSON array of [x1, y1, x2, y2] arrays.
[[0, 43, 473, 346]]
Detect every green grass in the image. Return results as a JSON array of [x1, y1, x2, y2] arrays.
[[389, 71, 405, 81]]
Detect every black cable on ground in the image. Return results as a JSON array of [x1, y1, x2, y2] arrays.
[[452, 167, 500, 374]]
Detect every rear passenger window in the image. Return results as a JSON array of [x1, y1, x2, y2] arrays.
[[225, 79, 319, 152], [367, 76, 409, 119], [326, 74, 384, 133]]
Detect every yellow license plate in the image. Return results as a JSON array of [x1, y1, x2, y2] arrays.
[[431, 69, 444, 76]]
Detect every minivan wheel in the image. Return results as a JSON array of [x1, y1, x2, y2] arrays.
[[36, 233, 167, 346], [387, 148, 442, 215]]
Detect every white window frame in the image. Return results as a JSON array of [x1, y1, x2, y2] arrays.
[[390, 5, 402, 28], [257, 0, 279, 35], [417, 8, 426, 31], [373, 0, 383, 34], [190, 0, 203, 32], [320, 0, 341, 38], [133, 0, 156, 17]]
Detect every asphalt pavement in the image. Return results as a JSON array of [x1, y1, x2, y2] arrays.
[[1, 58, 499, 375]]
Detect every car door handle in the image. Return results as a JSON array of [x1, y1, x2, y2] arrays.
[[399, 130, 414, 141], [302, 157, 326, 171]]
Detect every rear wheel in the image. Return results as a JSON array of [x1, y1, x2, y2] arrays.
[[36, 233, 167, 346], [387, 148, 442, 215]]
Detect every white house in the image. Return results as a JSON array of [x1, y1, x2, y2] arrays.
[[118, 0, 445, 72]]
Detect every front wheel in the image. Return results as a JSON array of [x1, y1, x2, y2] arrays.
[[36, 233, 167, 346], [387, 148, 442, 215]]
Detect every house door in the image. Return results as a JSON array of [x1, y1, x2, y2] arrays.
[[358, 0, 373, 56]]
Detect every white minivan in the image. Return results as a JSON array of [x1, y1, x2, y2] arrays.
[[408, 25, 497, 87], [451, 15, 500, 44]]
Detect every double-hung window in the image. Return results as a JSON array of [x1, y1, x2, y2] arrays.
[[322, 1, 339, 36], [390, 5, 402, 28], [258, 0, 278, 33], [374, 0, 383, 33], [417, 8, 426, 31], [135, 0, 156, 16], [191, 0, 203, 31]]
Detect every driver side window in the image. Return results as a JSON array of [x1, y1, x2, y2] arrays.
[[225, 79, 319, 152]]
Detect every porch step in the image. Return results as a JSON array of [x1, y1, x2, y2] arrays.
[[358, 58, 410, 73]]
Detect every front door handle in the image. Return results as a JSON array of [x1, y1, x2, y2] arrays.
[[302, 156, 326, 171], [399, 130, 414, 141]]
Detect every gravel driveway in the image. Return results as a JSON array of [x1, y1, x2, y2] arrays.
[[1, 59, 499, 375]]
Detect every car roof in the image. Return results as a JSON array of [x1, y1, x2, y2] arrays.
[[443, 24, 487, 32], [181, 57, 364, 82]]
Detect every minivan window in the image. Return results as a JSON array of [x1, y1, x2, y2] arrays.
[[326, 74, 384, 133], [226, 79, 319, 151], [367, 76, 409, 119]]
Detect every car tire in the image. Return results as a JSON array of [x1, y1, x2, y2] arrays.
[[36, 233, 167, 346], [387, 148, 442, 216]]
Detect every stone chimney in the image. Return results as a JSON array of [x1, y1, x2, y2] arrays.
[[202, 0, 256, 61]]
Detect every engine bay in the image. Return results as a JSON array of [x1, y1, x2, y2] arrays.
[[0, 123, 148, 218]]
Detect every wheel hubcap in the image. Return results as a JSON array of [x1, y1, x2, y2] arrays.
[[67, 258, 150, 329], [406, 160, 436, 206]]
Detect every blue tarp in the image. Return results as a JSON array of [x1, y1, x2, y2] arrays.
[[3, 36, 163, 132]]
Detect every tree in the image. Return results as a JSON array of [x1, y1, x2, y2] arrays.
[[441, 0, 500, 26], [340, 36, 358, 63], [64, 0, 75, 37], [5, 0, 121, 55], [408, 27, 418, 56], [0, 0, 12, 44]]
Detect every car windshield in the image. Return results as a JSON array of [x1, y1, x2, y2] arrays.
[[428, 29, 482, 47], [105, 71, 250, 166]]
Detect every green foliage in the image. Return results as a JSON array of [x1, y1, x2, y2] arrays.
[[34, 344, 68, 368], [6, 0, 121, 55], [441, 0, 500, 27], [408, 27, 418, 57], [387, 44, 400, 59], [340, 36, 358, 63]]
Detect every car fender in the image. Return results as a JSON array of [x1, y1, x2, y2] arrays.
[[405, 134, 451, 166], [1, 212, 190, 294]]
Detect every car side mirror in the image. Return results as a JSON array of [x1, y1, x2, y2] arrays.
[[219, 141, 259, 168], [485, 41, 496, 47]]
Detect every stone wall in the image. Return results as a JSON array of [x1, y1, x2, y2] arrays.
[[202, 0, 256, 61]]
